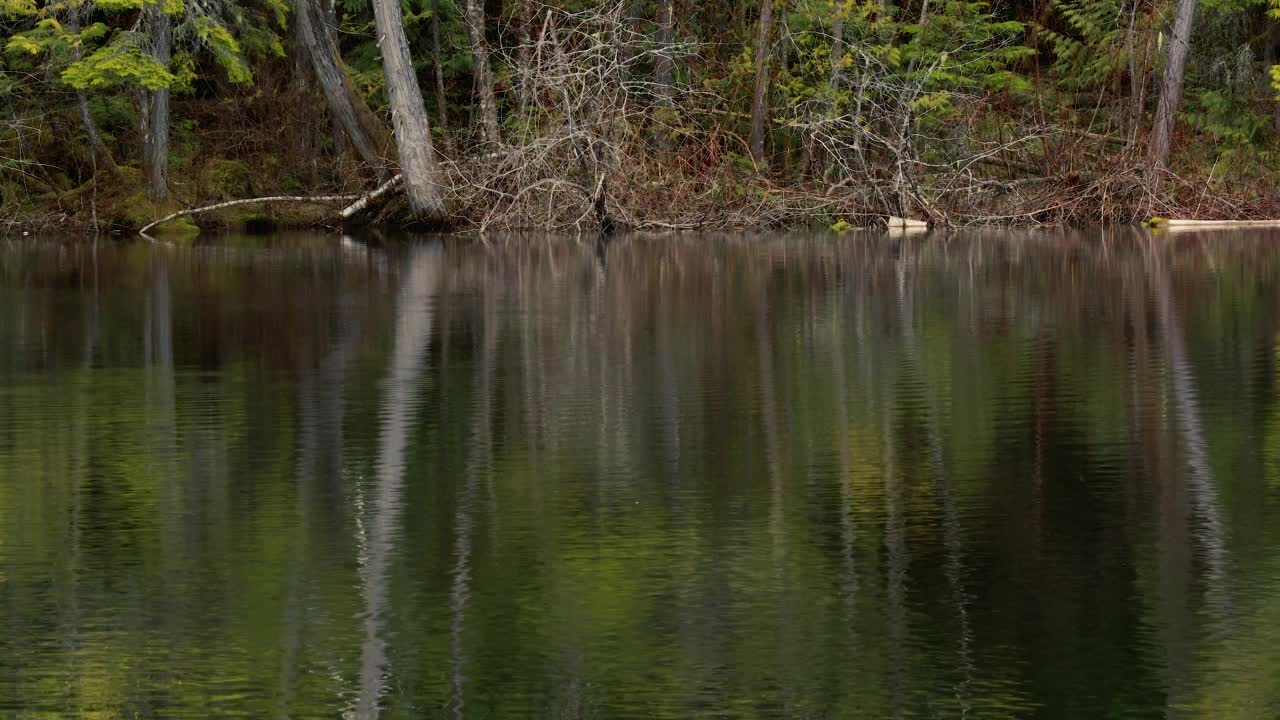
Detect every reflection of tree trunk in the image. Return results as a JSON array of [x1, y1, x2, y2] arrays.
[[62, 247, 99, 693], [895, 255, 973, 714], [754, 286, 792, 704], [144, 255, 179, 701], [831, 296, 858, 634], [448, 289, 499, 720], [144, 257, 176, 460], [356, 244, 441, 719], [882, 400, 907, 720], [280, 297, 363, 714], [1148, 250, 1228, 612]]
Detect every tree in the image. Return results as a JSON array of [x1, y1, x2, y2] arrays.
[[141, 0, 170, 202], [1150, 0, 1198, 171], [655, 0, 674, 101], [63, 4, 115, 172], [749, 0, 777, 163], [369, 0, 447, 218], [294, 0, 396, 179], [462, 0, 499, 144]]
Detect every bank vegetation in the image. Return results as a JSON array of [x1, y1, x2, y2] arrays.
[[3, 0, 1280, 234]]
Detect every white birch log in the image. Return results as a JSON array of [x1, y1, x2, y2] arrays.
[[138, 194, 361, 237]]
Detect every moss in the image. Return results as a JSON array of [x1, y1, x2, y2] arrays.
[[200, 159, 253, 201], [151, 215, 200, 240]]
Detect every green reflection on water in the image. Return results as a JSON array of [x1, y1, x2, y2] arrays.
[[1, 231, 1280, 718]]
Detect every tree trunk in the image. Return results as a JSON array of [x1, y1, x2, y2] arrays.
[[463, 0, 501, 144], [292, 11, 323, 184], [621, 0, 646, 81], [655, 0, 674, 102], [143, 4, 171, 203], [370, 0, 448, 218], [749, 0, 777, 164], [432, 0, 451, 136], [296, 0, 396, 179], [323, 0, 348, 159], [830, 0, 847, 91], [1150, 0, 1197, 172], [1267, 28, 1280, 134], [66, 10, 117, 173]]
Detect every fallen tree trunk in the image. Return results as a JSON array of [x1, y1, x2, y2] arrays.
[[138, 194, 360, 237], [340, 174, 403, 220]]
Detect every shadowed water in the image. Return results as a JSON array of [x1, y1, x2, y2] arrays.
[[2, 230, 1280, 719]]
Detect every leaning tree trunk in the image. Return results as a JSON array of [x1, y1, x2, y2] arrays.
[[749, 0, 777, 164], [295, 0, 396, 180], [370, 0, 447, 218], [1150, 0, 1197, 173], [143, 3, 171, 203], [463, 0, 500, 145]]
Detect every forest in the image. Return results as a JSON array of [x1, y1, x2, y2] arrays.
[[1, 0, 1279, 233]]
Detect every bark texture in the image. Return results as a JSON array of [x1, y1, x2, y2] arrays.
[[1150, 0, 1197, 171], [370, 0, 447, 218], [143, 4, 171, 202], [749, 0, 776, 163], [296, 0, 396, 179], [463, 0, 501, 144], [655, 0, 674, 102], [432, 0, 451, 134]]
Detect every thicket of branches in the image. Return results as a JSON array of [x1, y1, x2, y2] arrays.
[[4, 0, 1280, 232]]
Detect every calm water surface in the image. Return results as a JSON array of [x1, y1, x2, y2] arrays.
[[2, 231, 1280, 718]]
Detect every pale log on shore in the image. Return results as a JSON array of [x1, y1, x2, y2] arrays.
[[1155, 219, 1280, 230], [886, 216, 929, 230]]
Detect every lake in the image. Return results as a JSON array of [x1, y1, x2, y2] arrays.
[[2, 230, 1279, 719]]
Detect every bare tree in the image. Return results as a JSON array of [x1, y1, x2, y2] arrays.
[[829, 0, 849, 91], [370, 0, 448, 218], [749, 0, 778, 163], [431, 0, 451, 137], [1150, 0, 1198, 172], [655, 0, 674, 102], [463, 0, 501, 145]]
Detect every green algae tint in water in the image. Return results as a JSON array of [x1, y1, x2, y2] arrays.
[[2, 231, 1280, 719]]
